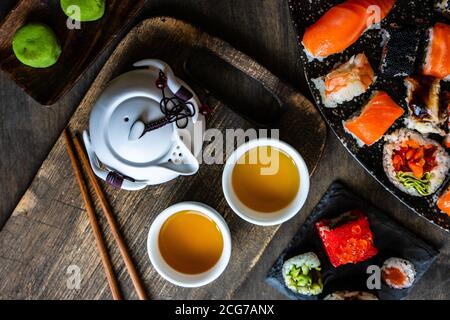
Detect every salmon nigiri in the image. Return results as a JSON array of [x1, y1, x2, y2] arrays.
[[312, 53, 375, 108], [344, 91, 404, 146], [302, 0, 396, 60], [423, 23, 450, 80], [437, 185, 450, 217]]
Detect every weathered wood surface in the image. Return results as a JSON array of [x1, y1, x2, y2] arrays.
[[1, 0, 449, 300], [0, 17, 325, 299], [0, 0, 146, 105]]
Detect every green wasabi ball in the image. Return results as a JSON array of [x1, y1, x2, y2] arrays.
[[60, 0, 105, 22], [12, 23, 62, 68]]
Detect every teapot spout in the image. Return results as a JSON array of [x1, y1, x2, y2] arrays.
[[158, 161, 199, 176]]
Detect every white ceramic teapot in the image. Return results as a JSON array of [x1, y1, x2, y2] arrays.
[[83, 59, 205, 191]]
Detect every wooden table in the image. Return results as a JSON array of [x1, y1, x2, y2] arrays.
[[0, 0, 448, 299]]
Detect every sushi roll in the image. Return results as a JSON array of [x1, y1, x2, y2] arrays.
[[404, 76, 446, 136], [324, 291, 378, 300], [435, 0, 450, 19], [282, 252, 323, 296], [383, 129, 450, 197], [381, 257, 416, 289], [316, 210, 378, 268], [380, 27, 423, 77], [312, 53, 376, 108], [302, 0, 396, 60], [343, 91, 404, 146], [422, 23, 450, 81]]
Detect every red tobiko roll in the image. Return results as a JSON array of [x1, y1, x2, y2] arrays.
[[316, 209, 378, 268]]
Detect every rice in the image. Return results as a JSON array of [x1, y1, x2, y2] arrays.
[[324, 291, 378, 300], [382, 257, 416, 289], [282, 252, 323, 296], [312, 53, 375, 108], [404, 76, 444, 136], [383, 129, 450, 197]]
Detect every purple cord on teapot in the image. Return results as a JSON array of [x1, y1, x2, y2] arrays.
[[141, 71, 196, 135]]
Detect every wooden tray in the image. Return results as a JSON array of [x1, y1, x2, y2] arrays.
[[0, 0, 146, 105], [288, 0, 450, 232], [0, 17, 326, 299]]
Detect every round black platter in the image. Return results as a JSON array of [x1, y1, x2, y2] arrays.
[[288, 0, 450, 232]]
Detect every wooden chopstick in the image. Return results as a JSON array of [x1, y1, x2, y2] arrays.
[[72, 133, 148, 300], [63, 129, 123, 300]]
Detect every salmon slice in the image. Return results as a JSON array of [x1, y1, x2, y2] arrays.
[[302, 0, 396, 59], [344, 91, 404, 146], [423, 23, 450, 80], [437, 187, 450, 217]]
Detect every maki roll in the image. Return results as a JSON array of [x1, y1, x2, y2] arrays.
[[381, 257, 416, 289], [312, 53, 375, 108], [282, 252, 323, 296], [344, 91, 404, 146], [422, 23, 450, 80], [324, 291, 378, 300], [316, 210, 378, 268], [383, 129, 450, 197], [404, 76, 446, 136], [380, 27, 423, 77]]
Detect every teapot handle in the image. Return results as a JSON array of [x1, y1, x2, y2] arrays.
[[82, 131, 149, 191], [133, 59, 200, 123]]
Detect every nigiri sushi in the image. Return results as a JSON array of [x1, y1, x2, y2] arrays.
[[423, 23, 450, 80], [380, 27, 423, 77], [312, 53, 376, 108], [404, 76, 445, 136], [344, 91, 404, 146], [302, 0, 397, 60], [383, 129, 450, 197], [443, 92, 450, 148], [437, 184, 450, 216]]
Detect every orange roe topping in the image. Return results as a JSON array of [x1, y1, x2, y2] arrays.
[[382, 267, 407, 286]]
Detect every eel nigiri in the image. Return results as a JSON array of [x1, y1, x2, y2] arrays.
[[312, 53, 375, 108], [344, 91, 404, 146], [404, 76, 445, 136], [443, 92, 450, 148], [423, 23, 450, 80], [302, 0, 396, 60]]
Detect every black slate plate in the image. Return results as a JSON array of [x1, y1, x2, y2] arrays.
[[287, 0, 450, 231], [266, 182, 439, 300]]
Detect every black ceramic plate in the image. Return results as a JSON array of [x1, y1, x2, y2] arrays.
[[266, 182, 439, 300], [288, 0, 450, 231]]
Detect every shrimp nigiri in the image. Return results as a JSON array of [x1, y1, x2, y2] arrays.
[[302, 0, 397, 60]]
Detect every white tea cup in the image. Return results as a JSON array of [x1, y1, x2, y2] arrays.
[[147, 201, 232, 287], [222, 138, 309, 226]]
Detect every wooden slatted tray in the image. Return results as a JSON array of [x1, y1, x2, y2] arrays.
[[0, 17, 326, 299]]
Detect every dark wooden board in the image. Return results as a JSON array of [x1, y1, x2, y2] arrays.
[[0, 17, 326, 299], [0, 0, 146, 105], [288, 0, 450, 232]]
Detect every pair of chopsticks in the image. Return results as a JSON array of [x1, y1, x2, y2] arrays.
[[63, 128, 147, 300]]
